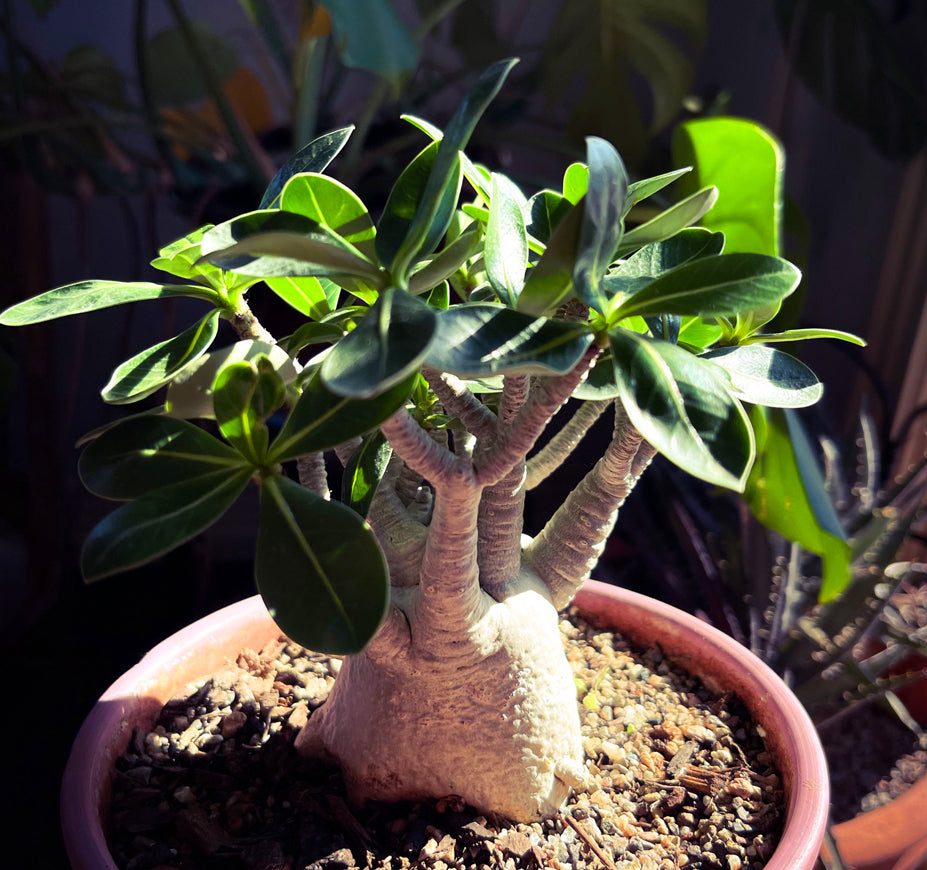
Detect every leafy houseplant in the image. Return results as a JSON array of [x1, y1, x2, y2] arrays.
[[2, 59, 853, 825]]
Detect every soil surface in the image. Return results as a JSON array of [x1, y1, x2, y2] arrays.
[[108, 610, 785, 870]]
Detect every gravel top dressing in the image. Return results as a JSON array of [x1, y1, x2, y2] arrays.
[[108, 610, 785, 870]]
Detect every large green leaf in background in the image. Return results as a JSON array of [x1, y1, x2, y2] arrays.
[[673, 117, 784, 257], [256, 474, 390, 655], [319, 0, 419, 90], [745, 408, 851, 601]]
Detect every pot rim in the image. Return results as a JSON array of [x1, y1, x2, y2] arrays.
[[61, 581, 829, 870]]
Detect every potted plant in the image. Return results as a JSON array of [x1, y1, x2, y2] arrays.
[[2, 59, 847, 868]]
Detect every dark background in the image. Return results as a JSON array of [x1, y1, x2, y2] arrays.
[[2, 2, 926, 866]]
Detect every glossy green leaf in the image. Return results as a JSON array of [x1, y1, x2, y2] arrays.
[[408, 228, 482, 296], [165, 341, 299, 419], [562, 163, 589, 205], [270, 370, 415, 462], [213, 357, 286, 464], [279, 172, 376, 258], [256, 474, 389, 654], [260, 126, 354, 209], [0, 280, 217, 326], [101, 311, 220, 404], [320, 288, 437, 398], [264, 275, 338, 319], [427, 304, 594, 377], [201, 230, 382, 284], [617, 187, 719, 255], [745, 407, 851, 601], [526, 189, 572, 246], [624, 167, 692, 214], [390, 58, 518, 283], [485, 173, 528, 306], [573, 138, 629, 313], [677, 317, 725, 351], [400, 113, 491, 202], [610, 329, 754, 490], [342, 431, 393, 517], [517, 204, 583, 316], [375, 141, 462, 271], [743, 327, 866, 346], [79, 414, 247, 500], [703, 345, 823, 408], [150, 226, 223, 283], [82, 467, 252, 581], [283, 322, 346, 356], [610, 254, 800, 322], [571, 351, 621, 401], [616, 228, 725, 279]]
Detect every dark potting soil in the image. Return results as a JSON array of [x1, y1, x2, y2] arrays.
[[107, 611, 785, 870]]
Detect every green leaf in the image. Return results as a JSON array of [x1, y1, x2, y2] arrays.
[[610, 329, 754, 490], [264, 275, 338, 319], [610, 253, 800, 322], [144, 21, 237, 106], [79, 414, 247, 500], [283, 322, 346, 356], [165, 341, 299, 419], [427, 304, 594, 377], [618, 187, 719, 255], [400, 113, 491, 202], [562, 162, 589, 205], [673, 117, 784, 256], [82, 467, 252, 581], [212, 357, 286, 464], [256, 474, 389, 654], [526, 189, 572, 245], [616, 228, 725, 279], [260, 126, 354, 209], [703, 346, 823, 408], [279, 172, 376, 258], [101, 311, 220, 404], [570, 352, 621, 401], [320, 288, 437, 398], [624, 167, 692, 214], [485, 173, 528, 306], [517, 203, 584, 316], [743, 327, 866, 346], [408, 228, 482, 296], [390, 58, 519, 283], [375, 141, 462, 271], [269, 370, 415, 462], [320, 0, 418, 87], [342, 431, 393, 517], [201, 230, 382, 285], [150, 226, 225, 285], [745, 407, 852, 601], [573, 137, 629, 313], [0, 280, 217, 326]]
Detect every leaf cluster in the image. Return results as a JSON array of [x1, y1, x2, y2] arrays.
[[0, 58, 857, 655]]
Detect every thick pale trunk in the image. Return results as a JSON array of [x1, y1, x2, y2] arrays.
[[294, 567, 586, 822]]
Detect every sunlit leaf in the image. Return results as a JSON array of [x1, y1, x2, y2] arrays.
[[212, 357, 286, 463], [79, 414, 247, 500], [485, 173, 528, 305], [101, 311, 220, 404], [260, 126, 354, 209], [342, 431, 393, 517], [703, 345, 823, 408]]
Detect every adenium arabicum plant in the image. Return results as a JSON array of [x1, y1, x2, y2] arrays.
[[0, 59, 855, 821]]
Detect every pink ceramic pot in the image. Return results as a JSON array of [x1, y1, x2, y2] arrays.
[[61, 580, 829, 870]]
